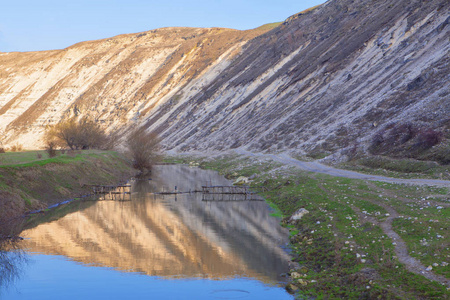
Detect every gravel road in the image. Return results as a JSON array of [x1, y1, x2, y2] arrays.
[[235, 149, 450, 188]]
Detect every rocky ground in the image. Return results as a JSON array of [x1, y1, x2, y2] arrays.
[[167, 152, 450, 298]]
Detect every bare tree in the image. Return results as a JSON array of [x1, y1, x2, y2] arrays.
[[127, 127, 161, 174], [45, 117, 110, 150], [45, 118, 78, 149], [45, 140, 57, 157]]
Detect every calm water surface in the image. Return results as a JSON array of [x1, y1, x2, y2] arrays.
[[1, 165, 293, 299]]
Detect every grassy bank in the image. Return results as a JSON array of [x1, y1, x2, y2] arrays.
[[338, 156, 450, 181], [0, 150, 134, 232], [166, 154, 449, 299]]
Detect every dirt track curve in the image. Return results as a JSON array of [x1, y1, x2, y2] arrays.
[[235, 149, 450, 188], [234, 149, 450, 288]]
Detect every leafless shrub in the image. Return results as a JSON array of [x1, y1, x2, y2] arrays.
[[45, 117, 109, 150], [45, 141, 57, 158], [0, 148, 5, 154], [394, 123, 416, 144], [77, 119, 109, 149], [370, 124, 416, 154], [9, 144, 23, 152], [36, 153, 42, 159], [369, 123, 445, 164], [127, 127, 161, 174], [413, 128, 442, 150], [45, 118, 78, 150]]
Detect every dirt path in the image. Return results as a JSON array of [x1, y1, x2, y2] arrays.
[[235, 149, 450, 287], [353, 192, 450, 287], [235, 149, 450, 188], [317, 181, 450, 287]]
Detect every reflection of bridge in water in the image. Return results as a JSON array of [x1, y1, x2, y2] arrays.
[[89, 185, 132, 201]]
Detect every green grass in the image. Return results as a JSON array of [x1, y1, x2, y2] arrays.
[[170, 154, 450, 299], [254, 22, 282, 31], [340, 156, 450, 180], [267, 201, 284, 218], [162, 157, 186, 164], [0, 150, 117, 168], [298, 4, 322, 14], [23, 196, 32, 206], [373, 181, 448, 194], [0, 150, 50, 164], [393, 216, 449, 277], [306, 152, 330, 160], [0, 150, 133, 223]]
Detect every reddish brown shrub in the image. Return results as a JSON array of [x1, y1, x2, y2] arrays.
[[45, 141, 57, 158], [369, 122, 445, 164], [9, 144, 23, 152], [414, 129, 443, 150], [45, 118, 109, 150], [391, 123, 416, 144], [127, 127, 161, 173]]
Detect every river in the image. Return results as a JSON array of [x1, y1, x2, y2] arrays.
[[0, 165, 293, 299]]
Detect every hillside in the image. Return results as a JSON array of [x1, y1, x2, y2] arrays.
[[1, 0, 449, 163], [0, 26, 269, 147]]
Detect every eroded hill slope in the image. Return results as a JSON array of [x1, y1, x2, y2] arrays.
[[1, 0, 448, 162], [148, 0, 449, 160], [0, 27, 268, 148]]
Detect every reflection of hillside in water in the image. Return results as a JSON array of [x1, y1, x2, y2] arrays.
[[21, 166, 290, 283]]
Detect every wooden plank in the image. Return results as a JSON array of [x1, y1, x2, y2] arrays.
[[201, 185, 252, 195]]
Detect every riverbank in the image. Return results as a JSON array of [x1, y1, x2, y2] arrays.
[[0, 150, 134, 235], [166, 153, 450, 299]]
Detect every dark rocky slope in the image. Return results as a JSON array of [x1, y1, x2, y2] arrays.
[[147, 0, 449, 162]]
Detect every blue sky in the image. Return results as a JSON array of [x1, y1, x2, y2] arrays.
[[0, 0, 326, 52]]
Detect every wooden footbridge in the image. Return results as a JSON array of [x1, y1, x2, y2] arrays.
[[201, 185, 263, 202], [87, 184, 262, 202], [201, 185, 251, 194]]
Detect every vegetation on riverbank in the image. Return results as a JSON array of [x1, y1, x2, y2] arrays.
[[338, 155, 450, 181], [165, 154, 449, 299], [0, 150, 134, 234]]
